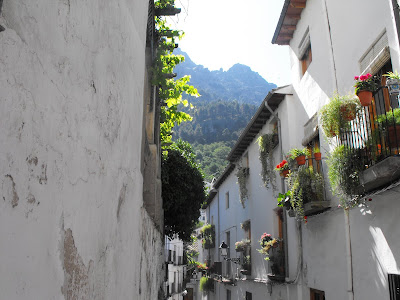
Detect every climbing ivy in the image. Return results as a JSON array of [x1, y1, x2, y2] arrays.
[[154, 0, 199, 144], [257, 133, 277, 191]]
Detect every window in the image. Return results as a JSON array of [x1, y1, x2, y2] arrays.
[[225, 192, 230, 209], [227, 289, 231, 300], [298, 28, 312, 76], [310, 288, 325, 300], [245, 292, 252, 300], [301, 45, 312, 75]]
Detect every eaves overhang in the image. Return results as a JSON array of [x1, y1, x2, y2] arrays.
[[226, 85, 293, 163], [272, 0, 307, 45], [203, 163, 236, 208]]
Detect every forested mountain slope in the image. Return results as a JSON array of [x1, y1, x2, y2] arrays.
[[173, 49, 277, 181]]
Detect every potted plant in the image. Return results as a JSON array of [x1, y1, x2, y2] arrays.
[[319, 94, 360, 138], [377, 108, 400, 147], [258, 233, 280, 260], [327, 145, 365, 207], [274, 159, 289, 177], [384, 71, 400, 95], [354, 73, 379, 106], [199, 276, 214, 293], [276, 191, 292, 209], [339, 96, 361, 121], [290, 148, 311, 166], [287, 166, 325, 220], [201, 224, 215, 249], [240, 255, 251, 276], [240, 219, 251, 231], [235, 239, 251, 252], [313, 145, 322, 161]]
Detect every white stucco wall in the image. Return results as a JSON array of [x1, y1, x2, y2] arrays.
[[284, 0, 400, 299], [0, 1, 164, 299]]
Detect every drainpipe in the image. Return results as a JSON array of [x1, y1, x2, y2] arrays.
[[344, 209, 355, 300], [217, 190, 220, 263], [323, 0, 339, 91], [391, 0, 400, 50]]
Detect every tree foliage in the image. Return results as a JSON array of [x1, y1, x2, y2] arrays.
[[162, 140, 206, 242], [154, 0, 199, 143]]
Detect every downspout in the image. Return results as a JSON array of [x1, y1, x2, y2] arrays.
[[323, 0, 339, 91], [217, 190, 220, 263], [390, 0, 400, 49], [345, 210, 355, 300]]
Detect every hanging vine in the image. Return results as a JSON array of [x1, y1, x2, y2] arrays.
[[236, 163, 249, 208], [257, 133, 277, 191], [154, 0, 199, 144]]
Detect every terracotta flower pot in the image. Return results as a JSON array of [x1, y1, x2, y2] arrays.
[[357, 90, 373, 106], [280, 170, 289, 178], [314, 152, 322, 161], [295, 155, 306, 165]]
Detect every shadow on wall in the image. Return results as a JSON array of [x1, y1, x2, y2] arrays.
[[352, 191, 400, 297]]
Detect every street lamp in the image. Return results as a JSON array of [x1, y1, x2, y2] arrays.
[[219, 241, 240, 264]]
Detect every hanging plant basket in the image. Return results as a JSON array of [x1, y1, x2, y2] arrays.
[[295, 155, 306, 165], [340, 103, 357, 121], [280, 169, 289, 177], [314, 152, 322, 161], [386, 78, 400, 96], [357, 90, 373, 106]]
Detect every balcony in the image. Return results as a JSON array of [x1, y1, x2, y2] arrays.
[[285, 157, 330, 217], [339, 87, 400, 194], [200, 224, 215, 249]]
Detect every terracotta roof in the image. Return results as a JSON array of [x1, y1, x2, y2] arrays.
[[272, 0, 307, 45]]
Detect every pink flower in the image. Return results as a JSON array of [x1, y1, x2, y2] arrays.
[[360, 75, 366, 81], [366, 73, 372, 78], [354, 76, 359, 80]]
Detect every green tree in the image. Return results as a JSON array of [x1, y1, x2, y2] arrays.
[[154, 0, 199, 144], [162, 140, 206, 241]]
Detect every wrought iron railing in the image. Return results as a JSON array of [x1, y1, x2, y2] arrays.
[[339, 87, 400, 169]]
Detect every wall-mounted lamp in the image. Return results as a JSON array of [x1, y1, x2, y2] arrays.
[[219, 241, 240, 264]]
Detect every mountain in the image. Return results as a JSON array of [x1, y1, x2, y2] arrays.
[[172, 49, 277, 181], [174, 48, 277, 105]]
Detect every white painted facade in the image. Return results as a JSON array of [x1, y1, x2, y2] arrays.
[[0, 0, 165, 299], [197, 1, 400, 300], [165, 237, 187, 299]]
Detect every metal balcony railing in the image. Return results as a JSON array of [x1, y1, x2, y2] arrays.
[[339, 87, 400, 168]]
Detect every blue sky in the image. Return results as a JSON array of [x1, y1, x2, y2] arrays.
[[168, 0, 291, 86]]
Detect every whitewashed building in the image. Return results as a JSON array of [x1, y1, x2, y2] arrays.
[[0, 0, 165, 299], [165, 236, 187, 299], [197, 1, 400, 300]]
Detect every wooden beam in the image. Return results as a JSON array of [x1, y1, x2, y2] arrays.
[[286, 14, 301, 20], [282, 25, 297, 31], [290, 1, 306, 8], [278, 33, 293, 39]]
